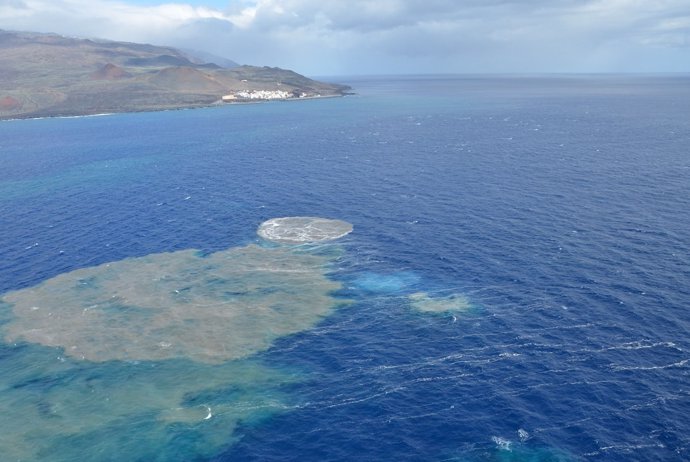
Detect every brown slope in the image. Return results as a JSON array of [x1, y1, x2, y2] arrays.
[[148, 67, 226, 93], [90, 63, 132, 80]]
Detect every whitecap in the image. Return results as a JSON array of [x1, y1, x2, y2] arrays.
[[518, 428, 529, 441], [491, 436, 512, 451]]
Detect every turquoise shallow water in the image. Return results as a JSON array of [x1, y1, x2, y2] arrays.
[[1, 75, 690, 461]]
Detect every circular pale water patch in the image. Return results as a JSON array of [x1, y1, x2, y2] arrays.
[[258, 217, 353, 244]]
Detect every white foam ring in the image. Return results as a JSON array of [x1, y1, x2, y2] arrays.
[[258, 217, 353, 244]]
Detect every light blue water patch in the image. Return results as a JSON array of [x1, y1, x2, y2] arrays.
[[351, 271, 420, 294], [0, 341, 300, 462], [447, 441, 574, 461], [0, 156, 159, 201]]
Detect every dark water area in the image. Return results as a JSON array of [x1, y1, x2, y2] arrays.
[[1, 75, 689, 461]]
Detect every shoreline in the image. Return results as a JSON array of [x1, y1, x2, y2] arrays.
[[0, 93, 351, 122]]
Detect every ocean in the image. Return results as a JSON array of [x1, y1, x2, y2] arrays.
[[1, 75, 689, 461]]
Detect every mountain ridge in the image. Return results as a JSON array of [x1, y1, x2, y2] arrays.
[[0, 30, 350, 119]]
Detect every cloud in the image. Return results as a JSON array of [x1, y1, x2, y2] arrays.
[[0, 0, 688, 74], [1, 0, 232, 40]]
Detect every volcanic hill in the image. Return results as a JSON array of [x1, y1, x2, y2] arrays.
[[0, 30, 350, 119]]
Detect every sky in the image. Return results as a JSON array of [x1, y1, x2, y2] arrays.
[[1, 0, 689, 75]]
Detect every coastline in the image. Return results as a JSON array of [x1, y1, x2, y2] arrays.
[[0, 93, 351, 122]]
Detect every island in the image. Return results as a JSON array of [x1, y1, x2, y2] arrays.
[[0, 30, 352, 120]]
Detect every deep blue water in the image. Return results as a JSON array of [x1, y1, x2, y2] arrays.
[[1, 75, 690, 461]]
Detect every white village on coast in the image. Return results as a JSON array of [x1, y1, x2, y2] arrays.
[[221, 89, 316, 102]]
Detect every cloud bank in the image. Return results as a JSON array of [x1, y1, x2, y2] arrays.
[[1, 0, 688, 74]]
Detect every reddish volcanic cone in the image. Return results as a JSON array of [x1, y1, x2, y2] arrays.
[[0, 96, 21, 110], [91, 63, 132, 80]]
